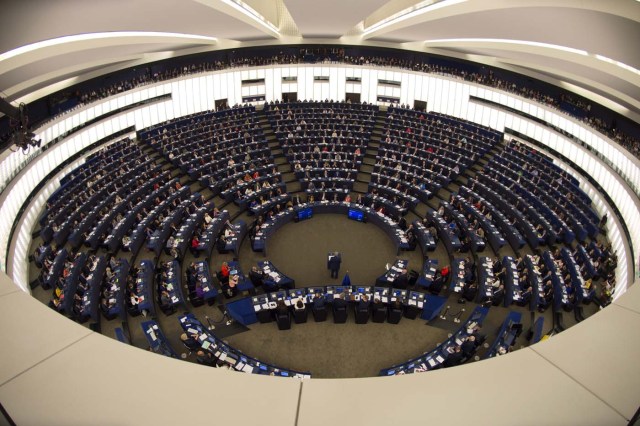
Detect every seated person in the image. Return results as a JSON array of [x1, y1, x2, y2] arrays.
[[223, 271, 239, 298], [462, 280, 478, 302], [312, 292, 326, 310], [461, 335, 478, 358], [294, 296, 305, 311], [217, 262, 230, 285]]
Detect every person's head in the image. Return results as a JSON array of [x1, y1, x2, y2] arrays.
[[296, 299, 304, 308], [362, 295, 368, 303], [180, 333, 188, 342]]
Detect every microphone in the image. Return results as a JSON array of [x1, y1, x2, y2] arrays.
[[439, 305, 450, 320], [205, 315, 214, 330]]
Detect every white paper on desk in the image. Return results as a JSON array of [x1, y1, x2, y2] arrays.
[[262, 303, 270, 309], [202, 340, 211, 350], [269, 301, 277, 309], [427, 358, 436, 367], [268, 272, 279, 278], [242, 364, 254, 373], [171, 296, 179, 303], [147, 330, 157, 341], [418, 302, 424, 308], [436, 355, 445, 363], [408, 300, 416, 306], [219, 353, 227, 361]]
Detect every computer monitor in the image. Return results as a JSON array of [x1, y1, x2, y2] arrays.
[[347, 208, 364, 222]]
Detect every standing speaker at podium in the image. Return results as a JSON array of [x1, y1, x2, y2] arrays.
[[328, 252, 341, 279]]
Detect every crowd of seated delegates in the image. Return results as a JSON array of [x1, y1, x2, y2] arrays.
[[119, 180, 192, 255], [98, 170, 174, 252], [448, 197, 488, 246], [442, 323, 487, 368], [99, 257, 130, 320], [524, 254, 560, 313], [125, 262, 150, 317], [432, 204, 476, 253], [71, 255, 107, 322], [443, 196, 487, 252], [264, 100, 377, 201], [54, 157, 164, 254], [39, 139, 155, 247], [190, 208, 230, 257], [164, 201, 218, 259], [478, 166, 559, 246], [143, 106, 280, 208], [576, 240, 617, 307], [48, 251, 85, 313], [371, 108, 498, 212], [25, 46, 639, 162], [451, 256, 508, 307], [505, 140, 600, 234], [474, 176, 552, 248], [489, 151, 587, 243], [157, 260, 183, 315]]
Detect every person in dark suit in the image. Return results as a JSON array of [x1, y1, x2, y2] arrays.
[[249, 266, 264, 288], [312, 292, 326, 310], [333, 292, 347, 310], [357, 294, 370, 312], [372, 297, 384, 315], [444, 346, 464, 367], [275, 299, 289, 316], [461, 335, 478, 358], [328, 252, 341, 279], [394, 269, 409, 289]]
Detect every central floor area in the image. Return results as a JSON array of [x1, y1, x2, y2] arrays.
[[239, 214, 425, 287]]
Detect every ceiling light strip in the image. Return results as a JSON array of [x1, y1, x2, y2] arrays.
[[0, 32, 217, 63], [362, 0, 466, 37], [219, 0, 280, 34]]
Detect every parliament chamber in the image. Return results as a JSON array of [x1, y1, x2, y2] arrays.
[[0, 1, 639, 425]]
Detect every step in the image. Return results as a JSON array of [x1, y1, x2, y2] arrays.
[[352, 181, 369, 193], [286, 181, 302, 193], [360, 164, 374, 173]]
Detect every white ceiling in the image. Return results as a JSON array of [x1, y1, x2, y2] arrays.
[[0, 0, 638, 121], [284, 0, 388, 37]]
